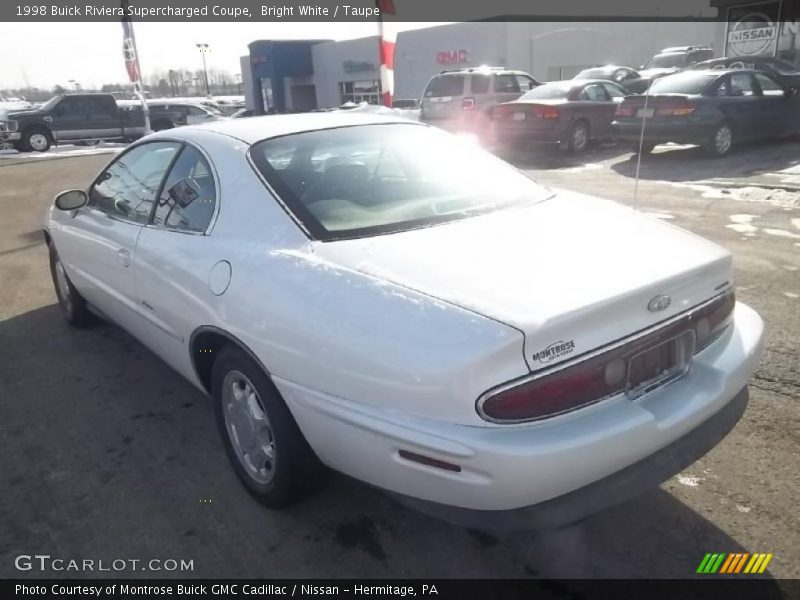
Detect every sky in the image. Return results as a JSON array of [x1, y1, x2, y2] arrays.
[[0, 22, 443, 90]]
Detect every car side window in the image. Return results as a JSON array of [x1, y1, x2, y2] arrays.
[[494, 74, 520, 93], [729, 73, 757, 97], [515, 75, 536, 92], [153, 145, 217, 233], [602, 82, 626, 99], [88, 142, 181, 224], [580, 83, 609, 102], [53, 96, 81, 117], [754, 73, 784, 97], [185, 105, 207, 116], [470, 74, 491, 94]]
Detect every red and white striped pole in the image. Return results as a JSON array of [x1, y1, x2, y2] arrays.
[[376, 0, 396, 107]]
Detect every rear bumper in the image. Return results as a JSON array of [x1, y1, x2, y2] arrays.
[[394, 385, 749, 531], [275, 302, 763, 525], [612, 120, 715, 145], [493, 122, 567, 145]]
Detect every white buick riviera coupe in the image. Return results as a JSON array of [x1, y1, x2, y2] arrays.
[[45, 113, 764, 529]]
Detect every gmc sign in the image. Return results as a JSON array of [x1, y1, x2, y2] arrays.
[[436, 49, 470, 65]]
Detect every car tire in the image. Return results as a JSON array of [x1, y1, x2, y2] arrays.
[[705, 122, 734, 157], [21, 127, 52, 152], [48, 244, 92, 327], [151, 119, 173, 132], [561, 120, 589, 153], [211, 345, 326, 508]]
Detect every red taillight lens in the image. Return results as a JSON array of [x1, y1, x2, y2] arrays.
[[615, 104, 636, 117], [655, 102, 697, 117], [528, 105, 560, 119], [462, 97, 476, 110], [478, 291, 735, 423]]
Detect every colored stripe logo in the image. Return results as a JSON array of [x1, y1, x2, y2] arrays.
[[697, 553, 773, 574]]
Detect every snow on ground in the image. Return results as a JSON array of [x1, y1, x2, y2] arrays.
[[0, 143, 126, 161], [670, 182, 800, 209], [343, 102, 420, 121]]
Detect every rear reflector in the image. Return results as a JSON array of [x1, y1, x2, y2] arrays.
[[398, 450, 461, 472], [478, 290, 735, 423], [462, 97, 476, 110]]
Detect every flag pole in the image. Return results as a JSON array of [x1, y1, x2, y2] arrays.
[[375, 0, 396, 107], [121, 0, 151, 134]]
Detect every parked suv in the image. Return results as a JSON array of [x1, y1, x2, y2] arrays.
[[640, 45, 715, 80], [420, 67, 540, 133]]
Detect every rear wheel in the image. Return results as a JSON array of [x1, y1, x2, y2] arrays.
[[705, 122, 734, 157], [211, 345, 326, 508], [561, 120, 589, 153], [48, 244, 92, 327]]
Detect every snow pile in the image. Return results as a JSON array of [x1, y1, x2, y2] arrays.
[[340, 101, 420, 121]]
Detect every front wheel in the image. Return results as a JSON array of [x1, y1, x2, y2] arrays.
[[21, 127, 52, 152], [211, 345, 326, 508], [705, 122, 734, 157], [48, 244, 92, 326]]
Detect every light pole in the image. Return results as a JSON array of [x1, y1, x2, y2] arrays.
[[195, 43, 210, 96]]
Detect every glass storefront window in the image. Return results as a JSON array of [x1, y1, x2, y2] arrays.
[[339, 80, 382, 105]]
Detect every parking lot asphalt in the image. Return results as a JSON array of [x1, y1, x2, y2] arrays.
[[0, 142, 798, 584]]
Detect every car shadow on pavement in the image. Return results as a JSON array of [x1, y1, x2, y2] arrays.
[[498, 142, 630, 171], [610, 138, 800, 184], [0, 305, 784, 589]]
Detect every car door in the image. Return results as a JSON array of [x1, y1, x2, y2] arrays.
[[752, 72, 797, 137], [578, 83, 615, 137], [52, 141, 182, 331], [492, 74, 522, 105], [133, 143, 220, 374], [48, 96, 93, 141], [717, 72, 763, 140], [85, 95, 121, 139]]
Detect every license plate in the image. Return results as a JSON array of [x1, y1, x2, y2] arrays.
[[512, 112, 526, 121], [636, 107, 655, 118], [626, 330, 694, 399]]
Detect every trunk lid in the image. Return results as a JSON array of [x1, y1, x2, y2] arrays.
[[313, 191, 732, 371], [615, 94, 699, 121]]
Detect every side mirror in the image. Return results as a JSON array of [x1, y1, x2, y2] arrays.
[[54, 189, 88, 211]]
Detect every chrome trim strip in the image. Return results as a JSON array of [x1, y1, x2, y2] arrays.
[[476, 290, 734, 425]]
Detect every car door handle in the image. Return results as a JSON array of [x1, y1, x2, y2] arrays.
[[117, 249, 131, 267]]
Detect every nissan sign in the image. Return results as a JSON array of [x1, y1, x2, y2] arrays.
[[727, 12, 778, 56], [436, 49, 470, 65]]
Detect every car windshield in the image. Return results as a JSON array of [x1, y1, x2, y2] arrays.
[[519, 83, 572, 100], [645, 54, 686, 69], [649, 72, 717, 94], [760, 57, 800, 75], [40, 96, 62, 111], [423, 75, 466, 97], [250, 124, 553, 240]]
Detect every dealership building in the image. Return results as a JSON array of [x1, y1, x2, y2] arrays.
[[241, 4, 800, 113]]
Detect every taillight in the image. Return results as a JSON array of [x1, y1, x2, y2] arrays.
[[615, 104, 636, 117], [462, 97, 476, 110], [528, 105, 560, 119], [478, 290, 735, 423], [656, 102, 697, 117]]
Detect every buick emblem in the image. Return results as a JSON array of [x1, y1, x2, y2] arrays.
[[648, 295, 671, 312]]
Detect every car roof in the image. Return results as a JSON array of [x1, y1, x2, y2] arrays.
[[147, 111, 419, 145]]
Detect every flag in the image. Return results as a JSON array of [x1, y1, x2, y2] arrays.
[[121, 0, 142, 86], [376, 0, 396, 107]]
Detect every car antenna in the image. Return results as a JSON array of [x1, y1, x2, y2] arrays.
[[632, 83, 653, 210]]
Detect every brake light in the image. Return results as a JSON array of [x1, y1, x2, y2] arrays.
[[462, 97, 476, 110], [615, 104, 636, 117], [529, 105, 560, 119], [478, 291, 735, 423], [656, 102, 697, 117]]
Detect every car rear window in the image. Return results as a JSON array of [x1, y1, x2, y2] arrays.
[[649, 72, 717, 95], [519, 83, 572, 100], [250, 124, 553, 241], [423, 75, 465, 97]]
